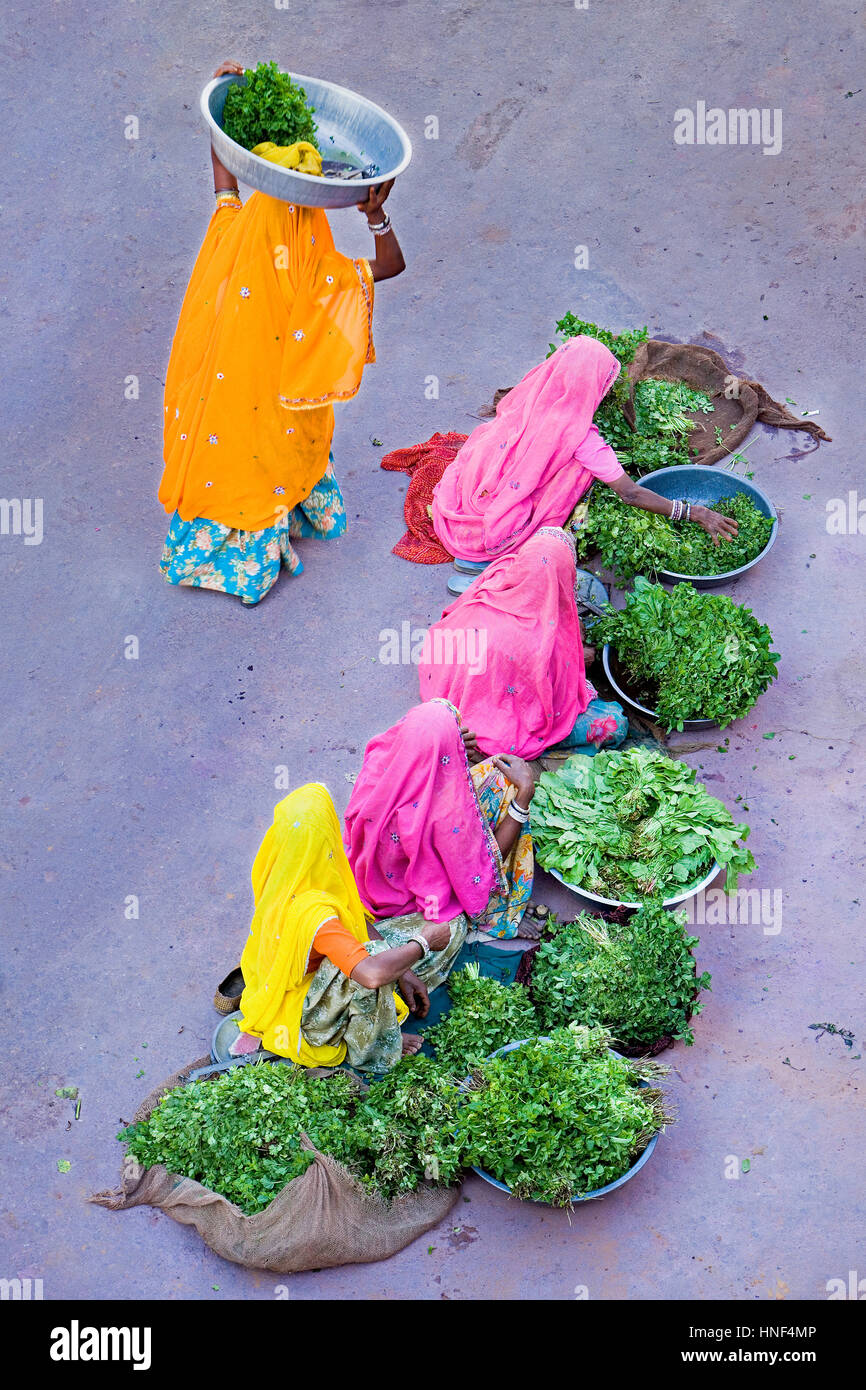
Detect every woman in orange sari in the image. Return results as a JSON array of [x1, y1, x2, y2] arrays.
[[158, 61, 406, 604]]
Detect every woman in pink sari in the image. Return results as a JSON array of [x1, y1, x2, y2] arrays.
[[432, 336, 737, 561], [344, 699, 535, 939], [418, 526, 627, 759]]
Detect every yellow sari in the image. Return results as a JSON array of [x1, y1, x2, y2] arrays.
[[237, 784, 407, 1067], [159, 193, 375, 533]]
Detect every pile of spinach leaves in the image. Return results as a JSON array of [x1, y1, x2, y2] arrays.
[[575, 487, 775, 582], [633, 378, 714, 438], [119, 1054, 464, 1214], [426, 963, 538, 1075], [550, 316, 712, 474], [531, 747, 755, 900]]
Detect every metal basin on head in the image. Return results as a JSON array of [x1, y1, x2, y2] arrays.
[[201, 72, 412, 209]]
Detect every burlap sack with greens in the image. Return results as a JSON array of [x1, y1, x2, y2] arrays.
[[485, 321, 830, 470], [623, 337, 830, 466], [91, 1056, 460, 1273]]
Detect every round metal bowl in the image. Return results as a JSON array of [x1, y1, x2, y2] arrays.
[[575, 568, 608, 612], [602, 643, 717, 732], [545, 856, 721, 910], [201, 73, 412, 209], [211, 1010, 277, 1065], [464, 1039, 660, 1202], [635, 464, 778, 588]]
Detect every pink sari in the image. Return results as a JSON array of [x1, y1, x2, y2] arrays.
[[419, 528, 590, 758], [432, 336, 624, 561], [343, 700, 504, 923]]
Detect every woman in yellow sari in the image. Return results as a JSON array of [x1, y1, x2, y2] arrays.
[[228, 784, 466, 1071], [158, 61, 406, 605]]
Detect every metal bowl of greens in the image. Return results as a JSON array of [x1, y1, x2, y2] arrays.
[[601, 643, 717, 732], [532, 747, 752, 909], [465, 1038, 661, 1202], [201, 72, 412, 209], [636, 465, 778, 588]]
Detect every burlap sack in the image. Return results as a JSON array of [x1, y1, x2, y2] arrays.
[[90, 1059, 460, 1274], [486, 338, 830, 466], [624, 339, 830, 465]]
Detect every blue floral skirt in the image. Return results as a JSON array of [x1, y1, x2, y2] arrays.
[[160, 455, 346, 605]]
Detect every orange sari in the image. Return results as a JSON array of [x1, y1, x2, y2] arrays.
[[158, 192, 375, 533]]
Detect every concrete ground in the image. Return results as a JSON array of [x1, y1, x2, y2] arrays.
[[2, 0, 864, 1301]]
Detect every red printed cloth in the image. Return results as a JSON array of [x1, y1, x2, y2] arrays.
[[380, 431, 468, 564]]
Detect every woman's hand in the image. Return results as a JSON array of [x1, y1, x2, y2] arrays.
[[693, 505, 739, 546], [357, 178, 395, 222], [399, 970, 430, 1017], [214, 61, 244, 78], [492, 753, 535, 806], [361, 178, 405, 281], [460, 724, 484, 765]]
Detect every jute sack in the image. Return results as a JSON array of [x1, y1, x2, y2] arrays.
[[90, 1058, 460, 1274], [623, 339, 830, 465]]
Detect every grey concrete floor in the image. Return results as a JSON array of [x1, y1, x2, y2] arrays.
[[2, 0, 864, 1300]]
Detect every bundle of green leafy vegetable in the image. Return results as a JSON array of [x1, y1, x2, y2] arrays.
[[119, 1055, 464, 1214], [548, 315, 644, 427], [632, 378, 714, 438], [574, 487, 774, 582], [340, 1055, 465, 1196], [548, 314, 648, 377], [222, 61, 319, 152], [550, 316, 714, 475], [531, 903, 711, 1046], [425, 963, 539, 1075], [459, 1024, 671, 1205], [531, 746, 754, 900], [593, 577, 779, 729]]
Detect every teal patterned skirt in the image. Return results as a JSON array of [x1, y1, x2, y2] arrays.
[[554, 696, 629, 757], [160, 455, 346, 605]]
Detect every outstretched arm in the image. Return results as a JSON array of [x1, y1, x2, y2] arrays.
[[490, 755, 536, 859], [608, 472, 738, 546]]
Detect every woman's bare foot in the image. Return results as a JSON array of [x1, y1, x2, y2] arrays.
[[516, 916, 542, 940], [229, 1029, 262, 1057], [583, 644, 596, 668], [401, 1033, 423, 1056]]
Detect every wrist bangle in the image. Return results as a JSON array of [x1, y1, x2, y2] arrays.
[[367, 213, 391, 235], [408, 933, 430, 958], [507, 803, 530, 825]]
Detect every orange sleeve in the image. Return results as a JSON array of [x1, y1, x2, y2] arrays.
[[313, 919, 370, 977]]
